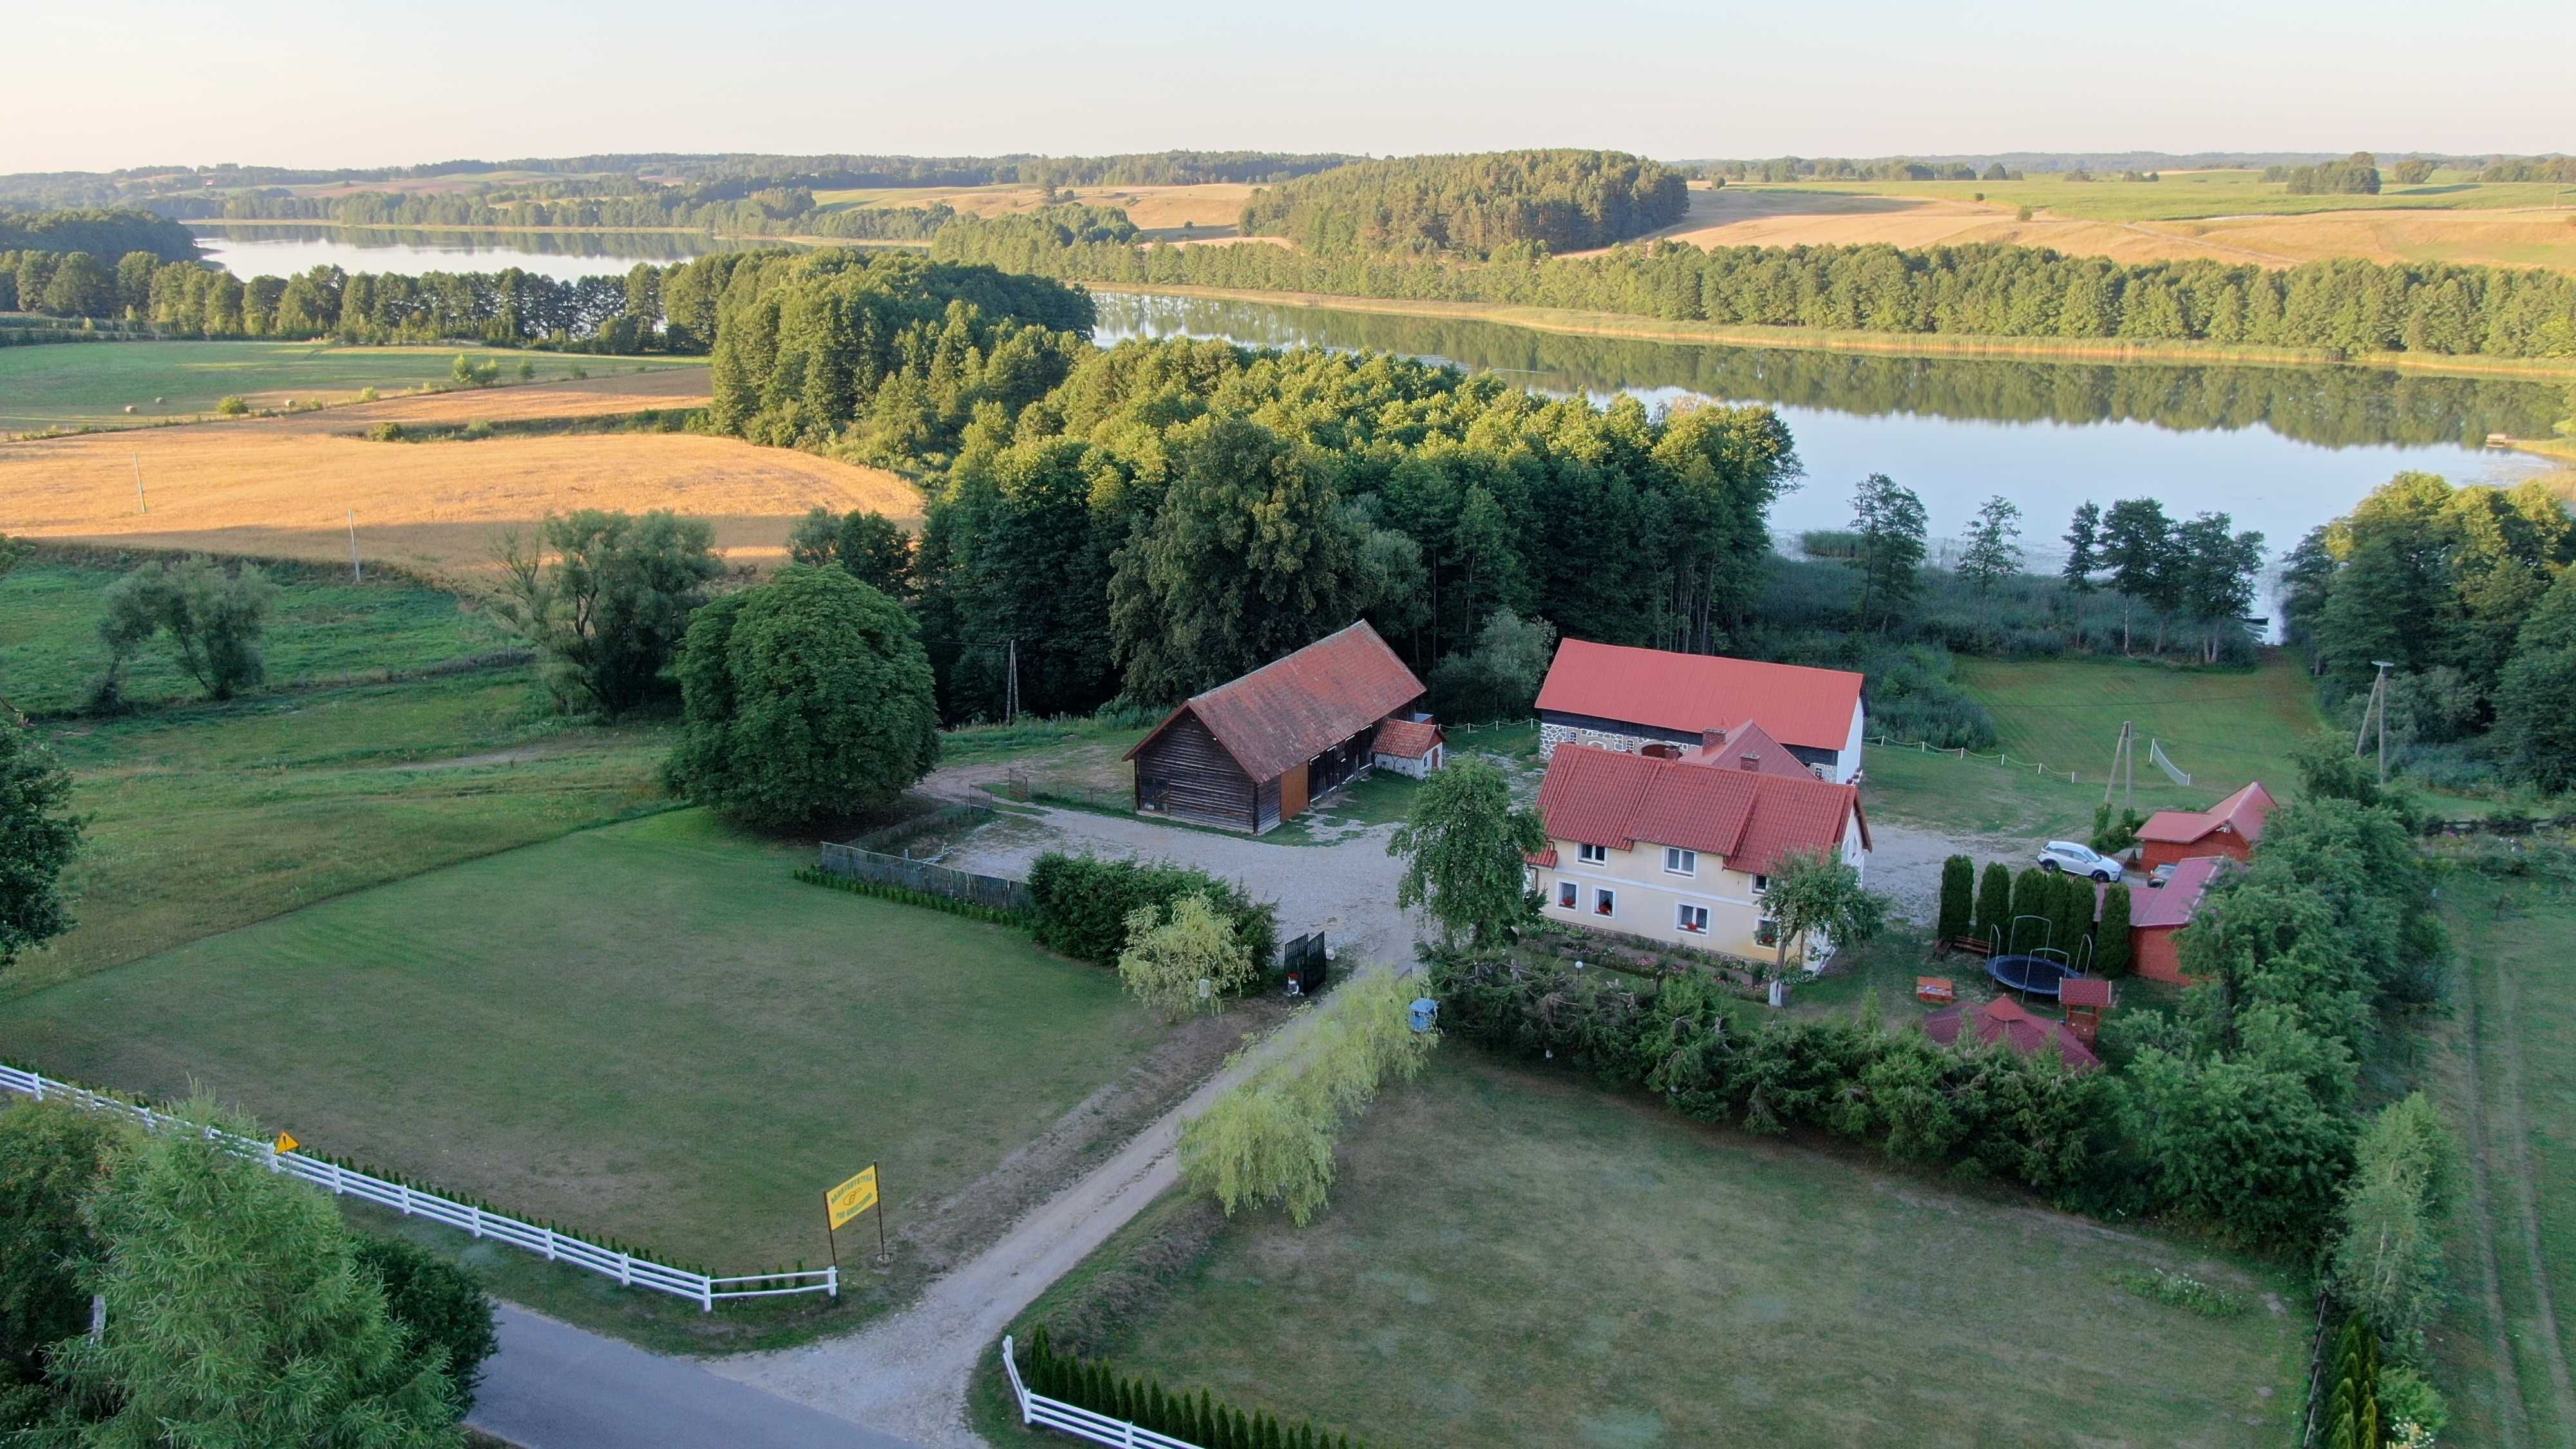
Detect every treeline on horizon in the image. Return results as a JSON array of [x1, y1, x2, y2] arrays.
[[0, 150, 1362, 209], [148, 187, 956, 243], [0, 208, 196, 262], [1236, 150, 1690, 257], [934, 210, 2576, 359]]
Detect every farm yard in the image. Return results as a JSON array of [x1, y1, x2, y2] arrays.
[[1, 368, 914, 582], [0, 338, 654, 436], [983, 1050, 2309, 1448], [0, 809, 1220, 1349]]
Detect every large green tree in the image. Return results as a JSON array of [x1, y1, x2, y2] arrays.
[[0, 717, 81, 971], [1387, 757, 1544, 949], [1761, 847, 1886, 974], [42, 1106, 461, 1444], [1843, 473, 1926, 632], [0, 1103, 132, 1387], [665, 566, 940, 826], [1108, 415, 1364, 702], [492, 509, 722, 715], [97, 555, 278, 703]]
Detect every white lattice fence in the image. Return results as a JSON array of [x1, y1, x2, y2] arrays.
[[1003, 1335, 1206, 1449], [0, 1063, 834, 1311]]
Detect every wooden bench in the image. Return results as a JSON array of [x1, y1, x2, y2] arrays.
[[1944, 934, 1996, 958], [1916, 976, 1957, 1005]]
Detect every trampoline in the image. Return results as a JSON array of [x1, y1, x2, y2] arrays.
[[1987, 953, 2085, 999]]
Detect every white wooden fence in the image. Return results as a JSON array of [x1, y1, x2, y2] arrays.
[[0, 1063, 835, 1312], [1001, 1335, 1206, 1449]]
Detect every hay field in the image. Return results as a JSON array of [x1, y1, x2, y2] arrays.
[[2, 373, 916, 582], [1619, 178, 2576, 271], [813, 181, 1253, 237]]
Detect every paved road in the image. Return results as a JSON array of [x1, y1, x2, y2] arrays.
[[469, 1303, 923, 1449]]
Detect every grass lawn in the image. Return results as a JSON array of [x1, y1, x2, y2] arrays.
[[1, 556, 501, 715], [0, 810, 1176, 1349], [986, 1049, 2307, 1448], [2423, 863, 2576, 1448], [0, 340, 667, 435]]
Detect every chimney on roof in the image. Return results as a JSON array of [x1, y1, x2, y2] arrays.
[[1703, 728, 1726, 751], [1740, 753, 1760, 771]]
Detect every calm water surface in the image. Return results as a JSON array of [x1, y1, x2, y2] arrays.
[[1093, 291, 2559, 551], [191, 225, 730, 285]]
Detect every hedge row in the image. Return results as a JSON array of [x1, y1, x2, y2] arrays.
[[1028, 852, 1277, 967], [794, 866, 1032, 928], [1021, 1326, 1363, 1449]]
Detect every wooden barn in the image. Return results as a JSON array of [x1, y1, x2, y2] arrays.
[[1126, 621, 1428, 835], [2138, 780, 2277, 871]]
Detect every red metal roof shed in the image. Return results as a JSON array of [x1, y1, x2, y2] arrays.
[[1534, 639, 1864, 752]]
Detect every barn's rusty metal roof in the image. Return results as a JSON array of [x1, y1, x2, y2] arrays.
[[1125, 621, 1424, 783]]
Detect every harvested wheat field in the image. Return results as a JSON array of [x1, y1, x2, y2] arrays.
[[1, 373, 916, 582], [815, 181, 1253, 236], [1609, 184, 2576, 271]]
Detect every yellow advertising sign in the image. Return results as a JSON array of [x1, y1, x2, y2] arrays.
[[826, 1166, 879, 1229], [273, 1131, 300, 1154]]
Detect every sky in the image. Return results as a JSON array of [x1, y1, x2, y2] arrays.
[[9, 0, 2573, 173]]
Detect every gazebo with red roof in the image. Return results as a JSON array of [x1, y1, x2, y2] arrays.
[[1921, 995, 2101, 1072]]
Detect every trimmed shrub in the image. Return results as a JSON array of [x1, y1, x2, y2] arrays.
[[1936, 855, 1974, 943], [352, 1236, 498, 1416], [1020, 1327, 1367, 1449], [2094, 883, 2132, 976], [2009, 866, 2052, 953], [1973, 861, 2012, 951], [1028, 852, 1275, 967], [793, 866, 1028, 927]]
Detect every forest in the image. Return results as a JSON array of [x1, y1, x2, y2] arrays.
[[149, 185, 957, 242], [0, 208, 195, 262], [933, 211, 2576, 358], [1234, 149, 1690, 256], [2282, 473, 2576, 791]]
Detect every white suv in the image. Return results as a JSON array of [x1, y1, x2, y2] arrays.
[[2036, 840, 2123, 882]]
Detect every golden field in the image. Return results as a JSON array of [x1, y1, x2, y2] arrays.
[[1613, 179, 2576, 272], [815, 181, 1255, 238], [0, 373, 917, 583]]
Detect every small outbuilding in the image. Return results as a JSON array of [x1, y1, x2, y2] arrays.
[[2139, 781, 2276, 871], [1370, 715, 1445, 779], [2132, 855, 2231, 984], [1920, 995, 2101, 1072], [1126, 621, 1427, 835]]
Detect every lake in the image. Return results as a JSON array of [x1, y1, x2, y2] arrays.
[[1091, 290, 2561, 554], [191, 225, 730, 285]]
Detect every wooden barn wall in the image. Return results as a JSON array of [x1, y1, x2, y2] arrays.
[[1135, 712, 1256, 831]]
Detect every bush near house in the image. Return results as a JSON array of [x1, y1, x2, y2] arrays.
[[1028, 852, 1276, 969]]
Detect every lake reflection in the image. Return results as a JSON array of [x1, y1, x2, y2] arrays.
[[1092, 290, 2559, 547], [191, 225, 746, 285]]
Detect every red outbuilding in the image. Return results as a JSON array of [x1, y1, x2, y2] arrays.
[[2137, 781, 2277, 871], [2132, 855, 2233, 984]]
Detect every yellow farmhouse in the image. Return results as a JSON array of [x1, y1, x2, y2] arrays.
[[1526, 742, 1871, 967]]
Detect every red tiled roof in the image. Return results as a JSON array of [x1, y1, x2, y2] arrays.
[[2060, 978, 2116, 1009], [2134, 855, 2230, 930], [1372, 717, 1444, 759], [1921, 997, 2101, 1072], [1535, 744, 1868, 878], [1535, 639, 1863, 752], [1677, 721, 1812, 780], [1524, 847, 1558, 869], [1124, 621, 1424, 783], [2140, 781, 2278, 846]]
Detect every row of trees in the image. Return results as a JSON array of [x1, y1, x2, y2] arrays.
[[933, 218, 2576, 359], [1235, 149, 1690, 257], [2265, 153, 2383, 195], [2280, 471, 2576, 790], [0, 208, 194, 262], [151, 185, 957, 242], [0, 1097, 496, 1442], [2060, 497, 2268, 661], [1935, 854, 2133, 975]]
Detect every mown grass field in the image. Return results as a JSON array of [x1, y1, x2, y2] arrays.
[[1737, 169, 2569, 223], [984, 1049, 2306, 1448], [0, 339, 647, 435], [2424, 863, 2576, 1448], [3, 370, 910, 583], [0, 810, 1173, 1348], [1955, 650, 2322, 796]]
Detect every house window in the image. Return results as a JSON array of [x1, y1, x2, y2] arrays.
[[1752, 873, 1770, 896], [1676, 904, 1709, 935], [1577, 843, 1609, 866], [1756, 917, 1780, 947], [1556, 881, 1578, 910], [1663, 847, 1698, 876], [1593, 887, 1616, 917]]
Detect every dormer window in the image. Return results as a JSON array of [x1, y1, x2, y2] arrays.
[[1663, 848, 1697, 876]]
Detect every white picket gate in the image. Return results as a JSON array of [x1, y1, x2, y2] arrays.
[[1002, 1335, 1207, 1449], [0, 1063, 835, 1311]]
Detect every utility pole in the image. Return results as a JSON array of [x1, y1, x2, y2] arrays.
[[347, 511, 362, 583], [1003, 638, 1019, 726], [2356, 660, 2395, 786], [2102, 721, 2136, 813], [134, 454, 146, 514]]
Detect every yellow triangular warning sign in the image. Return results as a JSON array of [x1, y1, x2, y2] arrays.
[[273, 1131, 299, 1153]]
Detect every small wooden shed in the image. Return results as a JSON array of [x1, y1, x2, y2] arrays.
[[2133, 855, 2231, 984], [2139, 781, 2276, 871], [1126, 621, 1427, 834]]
